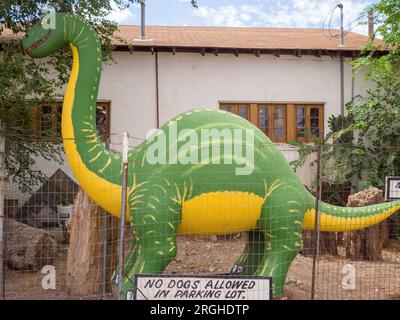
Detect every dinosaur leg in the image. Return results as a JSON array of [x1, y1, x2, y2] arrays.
[[231, 230, 265, 275], [255, 187, 305, 297], [123, 184, 181, 292], [123, 235, 140, 285]]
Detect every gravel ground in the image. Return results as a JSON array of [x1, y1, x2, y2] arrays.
[[5, 237, 400, 300]]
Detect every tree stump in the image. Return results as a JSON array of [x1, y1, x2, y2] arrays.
[[301, 181, 351, 257], [345, 187, 388, 261], [66, 189, 119, 297], [302, 231, 338, 256], [5, 218, 58, 271]]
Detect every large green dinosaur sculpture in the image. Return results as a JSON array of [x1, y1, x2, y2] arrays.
[[23, 12, 400, 297]]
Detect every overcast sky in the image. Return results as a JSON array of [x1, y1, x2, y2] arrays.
[[108, 0, 377, 35]]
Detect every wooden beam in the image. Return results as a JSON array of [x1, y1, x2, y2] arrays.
[[352, 51, 360, 58], [249, 104, 258, 127], [286, 104, 296, 142]]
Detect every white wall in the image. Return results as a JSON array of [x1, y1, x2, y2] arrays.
[[156, 53, 352, 129], [8, 51, 372, 203], [97, 52, 367, 186], [99, 52, 157, 145]]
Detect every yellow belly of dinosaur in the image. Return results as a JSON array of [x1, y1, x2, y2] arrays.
[[178, 191, 264, 236]]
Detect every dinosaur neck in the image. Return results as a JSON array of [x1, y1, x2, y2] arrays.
[[61, 17, 122, 217]]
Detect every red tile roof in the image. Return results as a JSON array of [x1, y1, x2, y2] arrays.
[[115, 25, 380, 51], [1, 24, 384, 53]]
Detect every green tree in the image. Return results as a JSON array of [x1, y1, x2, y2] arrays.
[[0, 1, 197, 192], [291, 0, 400, 191], [346, 0, 400, 189]]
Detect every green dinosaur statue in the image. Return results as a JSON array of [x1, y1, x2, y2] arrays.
[[23, 12, 400, 297]]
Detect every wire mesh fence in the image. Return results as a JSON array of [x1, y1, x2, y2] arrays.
[[1, 133, 400, 300]]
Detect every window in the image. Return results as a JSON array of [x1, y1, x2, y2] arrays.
[[220, 104, 250, 121], [257, 104, 286, 142], [220, 103, 324, 143], [95, 102, 111, 139], [32, 101, 111, 141], [295, 105, 324, 142]]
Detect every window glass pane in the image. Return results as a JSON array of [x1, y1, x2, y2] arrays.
[[56, 105, 62, 135], [310, 107, 320, 137], [238, 106, 248, 119], [310, 118, 319, 127], [275, 129, 284, 138], [41, 105, 53, 134], [222, 105, 233, 113], [274, 107, 285, 140], [275, 107, 283, 118], [96, 104, 108, 137], [275, 118, 284, 128], [310, 107, 319, 117], [296, 119, 305, 127], [259, 107, 268, 129], [296, 108, 305, 117], [311, 128, 319, 136], [296, 107, 306, 138]]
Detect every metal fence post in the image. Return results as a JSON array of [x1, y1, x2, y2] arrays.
[[311, 143, 322, 300], [0, 121, 5, 300], [116, 132, 129, 300], [102, 138, 110, 296]]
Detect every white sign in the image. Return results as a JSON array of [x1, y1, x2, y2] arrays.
[[131, 275, 272, 300], [385, 176, 400, 200]]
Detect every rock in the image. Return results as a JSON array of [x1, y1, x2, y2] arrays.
[[5, 219, 58, 271]]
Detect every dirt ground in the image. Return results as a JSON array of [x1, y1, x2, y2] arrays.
[[4, 237, 400, 300]]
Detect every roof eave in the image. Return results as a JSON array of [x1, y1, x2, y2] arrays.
[[113, 45, 389, 58]]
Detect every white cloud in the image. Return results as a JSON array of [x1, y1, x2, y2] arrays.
[[107, 2, 135, 24], [193, 5, 245, 27], [190, 0, 374, 34]]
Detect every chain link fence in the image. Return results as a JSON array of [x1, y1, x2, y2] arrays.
[[1, 133, 399, 300]]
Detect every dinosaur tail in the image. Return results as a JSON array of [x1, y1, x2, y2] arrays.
[[303, 199, 400, 232]]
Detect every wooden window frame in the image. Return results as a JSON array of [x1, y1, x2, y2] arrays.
[[292, 104, 324, 143], [32, 101, 111, 141], [220, 103, 250, 121], [255, 104, 287, 143], [220, 102, 324, 143], [96, 101, 111, 141]]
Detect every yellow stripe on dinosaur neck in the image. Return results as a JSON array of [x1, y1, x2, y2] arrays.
[[303, 205, 400, 232], [62, 44, 123, 218]]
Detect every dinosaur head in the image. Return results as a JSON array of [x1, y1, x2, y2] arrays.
[[23, 12, 66, 58]]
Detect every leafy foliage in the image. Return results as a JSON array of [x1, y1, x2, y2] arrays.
[[291, 0, 400, 192], [347, 0, 400, 189], [0, 1, 198, 192]]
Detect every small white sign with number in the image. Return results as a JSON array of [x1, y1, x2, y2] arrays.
[[385, 176, 400, 200], [130, 275, 272, 300]]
